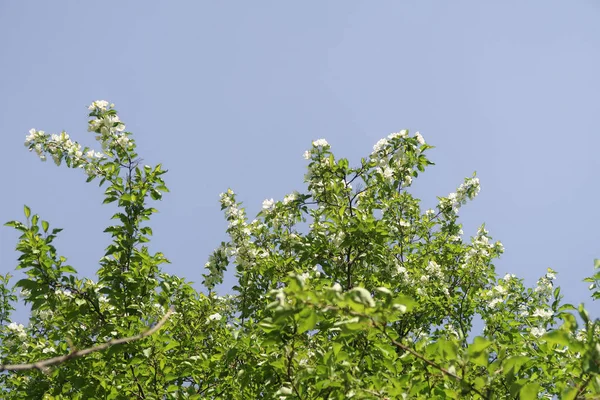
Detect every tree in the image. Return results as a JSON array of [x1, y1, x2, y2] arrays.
[[1, 101, 599, 399]]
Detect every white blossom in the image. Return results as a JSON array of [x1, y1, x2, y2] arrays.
[[207, 313, 222, 322], [493, 285, 507, 295], [86, 150, 104, 159], [312, 139, 329, 147], [88, 100, 109, 111], [283, 193, 297, 205], [382, 166, 394, 180], [262, 198, 275, 210], [276, 386, 294, 396], [531, 327, 546, 337], [115, 135, 130, 148], [35, 309, 53, 321], [387, 130, 408, 140], [415, 132, 425, 145], [55, 289, 73, 298], [298, 272, 310, 285], [303, 150, 311, 160], [372, 138, 388, 153], [7, 322, 22, 331], [7, 322, 27, 340], [488, 298, 503, 309], [532, 309, 553, 319], [25, 128, 39, 143], [535, 276, 553, 293], [441, 177, 481, 214], [426, 261, 442, 278], [219, 190, 235, 207], [395, 265, 407, 277]]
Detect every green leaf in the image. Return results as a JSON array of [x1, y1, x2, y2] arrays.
[[42, 220, 49, 232], [468, 336, 492, 354], [59, 265, 77, 274], [393, 295, 416, 312], [297, 308, 317, 334], [166, 385, 179, 393], [15, 278, 38, 290], [24, 205, 31, 219], [332, 342, 343, 357], [541, 330, 570, 346], [503, 356, 530, 376], [470, 350, 488, 367], [578, 304, 590, 324], [258, 322, 278, 333], [561, 387, 578, 400], [163, 341, 180, 352], [519, 382, 539, 400]]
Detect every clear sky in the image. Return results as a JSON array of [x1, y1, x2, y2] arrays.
[[1, 1, 599, 323]]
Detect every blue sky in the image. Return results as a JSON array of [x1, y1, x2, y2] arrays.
[[1, 1, 600, 323]]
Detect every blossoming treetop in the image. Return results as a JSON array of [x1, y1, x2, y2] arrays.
[[1, 101, 600, 399]]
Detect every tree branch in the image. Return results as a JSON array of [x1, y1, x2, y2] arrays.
[[0, 307, 174, 373]]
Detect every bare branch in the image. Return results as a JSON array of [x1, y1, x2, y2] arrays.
[[0, 307, 174, 373]]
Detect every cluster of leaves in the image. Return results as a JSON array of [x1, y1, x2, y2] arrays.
[[1, 103, 600, 399]]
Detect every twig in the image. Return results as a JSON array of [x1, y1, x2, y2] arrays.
[[0, 307, 174, 373]]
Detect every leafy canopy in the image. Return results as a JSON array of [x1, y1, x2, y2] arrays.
[[2, 101, 600, 399]]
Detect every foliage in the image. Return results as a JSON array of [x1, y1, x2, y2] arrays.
[[1, 101, 600, 399]]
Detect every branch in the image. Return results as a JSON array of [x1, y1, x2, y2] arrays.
[[0, 307, 174, 373], [309, 302, 487, 399]]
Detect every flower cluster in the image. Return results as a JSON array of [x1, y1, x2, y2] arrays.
[[262, 198, 275, 211], [283, 192, 297, 205], [87, 101, 131, 155], [440, 176, 481, 214], [371, 130, 409, 155], [312, 139, 329, 148], [207, 312, 222, 323], [464, 226, 504, 266], [369, 130, 429, 188], [303, 138, 330, 160], [88, 100, 110, 111], [204, 189, 259, 288], [23, 100, 137, 179], [6, 322, 27, 340], [534, 269, 556, 296], [25, 129, 105, 174]]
